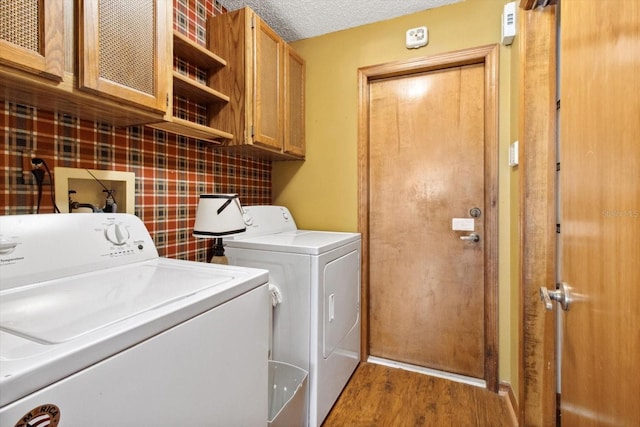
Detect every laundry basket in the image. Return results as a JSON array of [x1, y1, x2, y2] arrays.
[[268, 361, 308, 427]]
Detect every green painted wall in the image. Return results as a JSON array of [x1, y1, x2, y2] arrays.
[[273, 0, 519, 395]]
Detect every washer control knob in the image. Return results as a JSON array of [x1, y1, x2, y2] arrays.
[[0, 239, 18, 254], [105, 223, 129, 245], [282, 211, 290, 221], [243, 213, 254, 226]]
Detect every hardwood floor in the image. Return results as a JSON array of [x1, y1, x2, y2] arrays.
[[322, 362, 517, 427]]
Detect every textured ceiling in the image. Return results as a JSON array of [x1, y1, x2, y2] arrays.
[[216, 0, 463, 42]]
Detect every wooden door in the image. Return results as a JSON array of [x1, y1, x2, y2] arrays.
[[360, 46, 499, 387], [253, 15, 284, 151], [284, 45, 305, 157], [0, 0, 64, 80], [78, 0, 169, 112], [559, 0, 640, 424]]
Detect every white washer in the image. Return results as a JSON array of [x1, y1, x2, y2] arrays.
[[0, 213, 269, 426], [224, 206, 361, 427]]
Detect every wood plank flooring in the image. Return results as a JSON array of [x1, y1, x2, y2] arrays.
[[322, 362, 517, 427]]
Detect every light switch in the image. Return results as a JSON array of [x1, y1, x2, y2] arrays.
[[509, 140, 519, 167]]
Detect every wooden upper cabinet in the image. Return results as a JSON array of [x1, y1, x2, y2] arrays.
[[0, 0, 65, 80], [209, 7, 305, 160], [0, 0, 168, 126], [78, 0, 169, 112]]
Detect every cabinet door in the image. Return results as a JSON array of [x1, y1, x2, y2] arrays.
[[284, 46, 305, 157], [0, 0, 64, 80], [78, 0, 169, 112], [253, 16, 284, 151]]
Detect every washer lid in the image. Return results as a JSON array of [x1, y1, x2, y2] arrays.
[[0, 258, 268, 408], [225, 230, 361, 255], [1, 261, 234, 344]]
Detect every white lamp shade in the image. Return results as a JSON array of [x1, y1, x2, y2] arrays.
[[193, 194, 246, 237]]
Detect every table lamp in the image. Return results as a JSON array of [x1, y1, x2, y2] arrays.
[[193, 193, 246, 264]]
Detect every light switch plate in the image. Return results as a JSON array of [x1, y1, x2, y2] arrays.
[[406, 26, 428, 49], [509, 140, 519, 167]]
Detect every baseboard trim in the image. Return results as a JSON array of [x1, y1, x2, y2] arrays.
[[499, 381, 520, 426], [367, 356, 486, 388]]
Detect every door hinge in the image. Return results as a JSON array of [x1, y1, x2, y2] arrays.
[[556, 162, 561, 171], [166, 94, 170, 108], [557, 224, 560, 233], [556, 99, 560, 110], [251, 16, 255, 29], [250, 125, 255, 138]]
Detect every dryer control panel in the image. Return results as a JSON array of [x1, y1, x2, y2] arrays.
[[233, 206, 298, 238]]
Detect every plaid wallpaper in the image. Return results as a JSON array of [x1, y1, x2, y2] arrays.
[[0, 0, 272, 262]]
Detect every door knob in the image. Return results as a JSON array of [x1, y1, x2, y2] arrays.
[[460, 233, 480, 242], [539, 282, 572, 311]]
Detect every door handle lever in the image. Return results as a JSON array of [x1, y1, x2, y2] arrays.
[[539, 287, 556, 310], [539, 282, 572, 311], [460, 233, 480, 242]]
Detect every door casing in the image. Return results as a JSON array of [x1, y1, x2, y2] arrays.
[[518, 4, 558, 425], [357, 44, 500, 392]]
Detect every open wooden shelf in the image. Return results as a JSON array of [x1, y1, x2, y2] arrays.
[[173, 31, 226, 69], [149, 30, 232, 143], [172, 71, 229, 104], [151, 117, 232, 142]]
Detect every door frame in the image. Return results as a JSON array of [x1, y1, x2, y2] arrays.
[[518, 3, 557, 425], [357, 44, 500, 392]]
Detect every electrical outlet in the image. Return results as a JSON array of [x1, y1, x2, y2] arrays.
[[23, 153, 56, 185], [21, 152, 34, 184]]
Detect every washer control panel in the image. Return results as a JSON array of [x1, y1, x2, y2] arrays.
[[0, 213, 158, 291]]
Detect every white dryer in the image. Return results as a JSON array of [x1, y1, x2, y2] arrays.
[[224, 206, 361, 427]]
